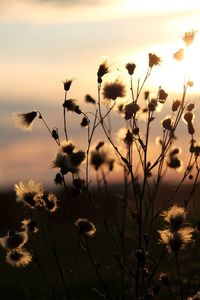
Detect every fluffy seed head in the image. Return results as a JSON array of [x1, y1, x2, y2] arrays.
[[14, 180, 44, 208], [14, 111, 37, 131], [75, 218, 96, 237], [103, 80, 126, 100], [0, 231, 28, 250], [42, 192, 58, 213], [6, 249, 32, 268], [22, 219, 38, 233], [159, 227, 194, 253], [161, 206, 186, 231]]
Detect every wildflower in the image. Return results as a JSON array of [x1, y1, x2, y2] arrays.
[[148, 53, 161, 67], [90, 142, 114, 171], [161, 206, 186, 231], [85, 94, 96, 104], [103, 80, 126, 100], [162, 117, 173, 131], [97, 59, 109, 83], [22, 219, 38, 233], [42, 192, 58, 213], [172, 100, 181, 111], [80, 116, 89, 127], [6, 249, 32, 267], [125, 62, 136, 75], [63, 78, 73, 91], [0, 231, 28, 250], [173, 48, 184, 61], [182, 30, 197, 46], [52, 152, 68, 174], [124, 103, 140, 120], [158, 227, 194, 253], [14, 180, 44, 208], [14, 111, 37, 131], [75, 218, 96, 237]]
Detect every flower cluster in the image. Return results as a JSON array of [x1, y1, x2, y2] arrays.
[[53, 140, 85, 176]]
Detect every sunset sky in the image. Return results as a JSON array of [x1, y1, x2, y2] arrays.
[[1, 0, 200, 188]]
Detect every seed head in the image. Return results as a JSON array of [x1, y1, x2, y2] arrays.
[[6, 249, 32, 268], [124, 103, 140, 120], [14, 180, 44, 208], [161, 206, 186, 231], [172, 100, 181, 111], [75, 218, 96, 237], [14, 111, 37, 131], [162, 117, 173, 131], [159, 227, 194, 253], [42, 192, 58, 213], [21, 219, 38, 233], [103, 80, 126, 100], [63, 79, 73, 91], [85, 94, 96, 104], [97, 59, 109, 83], [0, 231, 28, 250]]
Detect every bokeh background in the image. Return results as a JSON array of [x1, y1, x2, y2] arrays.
[[1, 0, 200, 189]]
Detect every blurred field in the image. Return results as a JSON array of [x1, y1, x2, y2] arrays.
[[0, 184, 200, 299]]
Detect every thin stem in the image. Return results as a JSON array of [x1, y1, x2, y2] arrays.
[[175, 253, 184, 300], [63, 91, 68, 140]]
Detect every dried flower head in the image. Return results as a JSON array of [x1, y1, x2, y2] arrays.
[[162, 117, 173, 131], [90, 142, 114, 171], [61, 140, 75, 154], [183, 111, 194, 124], [161, 206, 186, 231], [14, 111, 37, 131], [158, 89, 168, 103], [103, 80, 126, 100], [124, 129, 133, 146], [159, 227, 194, 253], [75, 218, 96, 237], [173, 48, 184, 61], [85, 94, 96, 104], [172, 100, 181, 111], [0, 231, 28, 250], [125, 62, 136, 75], [6, 249, 32, 267], [182, 30, 197, 46], [63, 79, 73, 91], [167, 155, 182, 170], [148, 53, 161, 67], [14, 180, 44, 208], [97, 59, 109, 83], [124, 103, 140, 120], [21, 219, 38, 233], [80, 116, 89, 127]]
